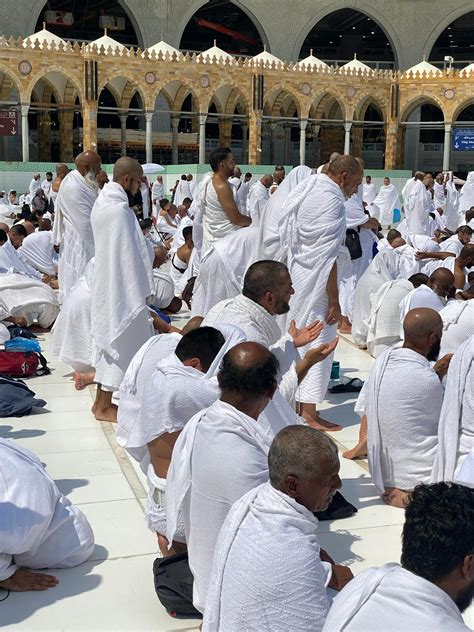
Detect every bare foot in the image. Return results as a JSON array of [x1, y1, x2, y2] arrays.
[[342, 439, 368, 460], [73, 371, 95, 390], [304, 413, 343, 432], [93, 404, 118, 423], [338, 325, 352, 334], [383, 487, 411, 508]]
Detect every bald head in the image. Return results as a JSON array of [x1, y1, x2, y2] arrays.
[[459, 244, 474, 268], [328, 155, 363, 198], [0, 222, 9, 234], [113, 157, 143, 196], [403, 308, 443, 361], [22, 221, 35, 235], [261, 174, 273, 188], [39, 218, 52, 231], [56, 163, 69, 178], [75, 151, 101, 177], [387, 229, 402, 244], [152, 245, 168, 268], [329, 152, 341, 163], [428, 268, 454, 298], [218, 342, 279, 399]]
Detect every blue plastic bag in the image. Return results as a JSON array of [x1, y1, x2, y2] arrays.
[[4, 337, 42, 353]]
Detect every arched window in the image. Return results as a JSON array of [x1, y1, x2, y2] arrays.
[[430, 12, 474, 66]]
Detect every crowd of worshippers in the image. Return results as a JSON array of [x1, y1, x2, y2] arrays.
[[1, 147, 473, 630]]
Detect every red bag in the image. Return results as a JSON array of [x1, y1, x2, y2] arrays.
[[0, 351, 49, 377]]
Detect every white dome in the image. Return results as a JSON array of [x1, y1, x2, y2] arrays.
[[147, 40, 179, 57], [23, 24, 65, 50], [88, 29, 126, 55], [251, 45, 283, 66], [405, 58, 441, 75], [340, 54, 371, 72], [197, 41, 233, 63], [297, 49, 328, 70]]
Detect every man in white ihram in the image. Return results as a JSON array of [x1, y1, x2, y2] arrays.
[[53, 150, 101, 302], [246, 174, 272, 223], [91, 157, 154, 422], [280, 155, 362, 431], [204, 425, 349, 632]]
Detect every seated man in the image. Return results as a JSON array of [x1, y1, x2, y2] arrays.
[[366, 308, 451, 507], [0, 224, 42, 279], [0, 271, 59, 329], [432, 334, 474, 484], [399, 268, 455, 324], [117, 326, 226, 557], [416, 244, 474, 291], [0, 438, 94, 592], [150, 246, 182, 314], [440, 290, 474, 356], [204, 426, 352, 632], [323, 482, 473, 631], [155, 199, 178, 237], [18, 230, 58, 276], [169, 225, 194, 295], [441, 225, 473, 256]]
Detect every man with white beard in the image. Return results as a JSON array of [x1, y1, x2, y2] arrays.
[[91, 157, 154, 422], [362, 174, 377, 206], [53, 151, 101, 302], [280, 155, 362, 430]]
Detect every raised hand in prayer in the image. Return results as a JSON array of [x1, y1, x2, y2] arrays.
[[303, 338, 339, 367], [0, 569, 59, 592], [288, 319, 324, 348], [328, 564, 354, 591], [433, 353, 453, 380]]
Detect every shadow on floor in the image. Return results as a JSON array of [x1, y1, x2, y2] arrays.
[[319, 529, 364, 566], [54, 478, 90, 496], [0, 425, 46, 439]]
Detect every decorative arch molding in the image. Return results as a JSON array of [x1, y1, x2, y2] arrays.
[[291, 2, 401, 68], [400, 94, 447, 122], [423, 2, 474, 60], [451, 98, 474, 122], [0, 64, 23, 101], [264, 84, 302, 118], [310, 90, 347, 121], [352, 94, 388, 122], [98, 75, 146, 112], [25, 68, 83, 105], [201, 84, 250, 115]]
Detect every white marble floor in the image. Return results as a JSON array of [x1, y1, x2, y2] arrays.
[[1, 328, 471, 630]]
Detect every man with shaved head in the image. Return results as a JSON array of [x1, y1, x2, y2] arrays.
[[90, 157, 154, 422], [281, 154, 363, 431], [366, 308, 452, 507], [400, 268, 455, 325], [246, 174, 272, 222], [53, 150, 101, 302]]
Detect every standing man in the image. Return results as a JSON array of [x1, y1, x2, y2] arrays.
[[270, 164, 285, 194], [246, 174, 272, 222], [370, 176, 399, 225], [281, 155, 362, 430], [151, 175, 164, 214], [91, 157, 154, 422], [28, 173, 41, 199], [362, 175, 377, 207], [41, 172, 53, 198]]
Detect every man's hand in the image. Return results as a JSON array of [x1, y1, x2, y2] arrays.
[[288, 319, 324, 348], [362, 218, 379, 231], [433, 353, 453, 380], [320, 548, 335, 565], [0, 569, 59, 592], [326, 301, 341, 327], [8, 315, 27, 327], [328, 565, 354, 591], [302, 339, 339, 367]]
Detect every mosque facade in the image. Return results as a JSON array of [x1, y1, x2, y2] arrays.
[[1, 1, 474, 172]]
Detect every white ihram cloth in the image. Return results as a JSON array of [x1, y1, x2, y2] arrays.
[[0, 272, 59, 328], [91, 182, 154, 390], [458, 171, 474, 213], [204, 482, 332, 632], [431, 335, 474, 483], [190, 226, 258, 317], [193, 174, 239, 256], [151, 180, 164, 203], [246, 180, 269, 223], [440, 299, 474, 356], [29, 178, 41, 197], [140, 181, 151, 219], [395, 235, 440, 278], [170, 216, 192, 253], [255, 166, 312, 262], [18, 231, 57, 275], [0, 438, 94, 581], [405, 179, 431, 235], [442, 235, 464, 256], [1, 240, 42, 279], [370, 183, 399, 225], [53, 170, 97, 302], [433, 181, 447, 209], [366, 279, 413, 358], [351, 249, 400, 346], [174, 179, 192, 206], [169, 252, 188, 293], [237, 180, 251, 211], [367, 347, 442, 494], [51, 260, 95, 372], [340, 188, 376, 320], [363, 182, 377, 206], [41, 179, 52, 197], [399, 285, 445, 334], [280, 173, 346, 403], [165, 399, 274, 613], [445, 178, 460, 231], [322, 563, 469, 632], [150, 268, 175, 309]]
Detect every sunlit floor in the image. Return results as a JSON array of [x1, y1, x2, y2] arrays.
[[1, 323, 472, 630]]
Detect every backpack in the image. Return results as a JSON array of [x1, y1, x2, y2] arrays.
[[0, 376, 46, 417], [0, 350, 49, 377], [345, 228, 363, 260], [153, 553, 202, 619]]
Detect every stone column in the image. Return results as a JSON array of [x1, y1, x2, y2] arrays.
[[443, 123, 452, 171], [119, 111, 128, 156], [248, 111, 263, 165], [344, 122, 352, 155], [21, 104, 29, 162], [299, 118, 308, 166], [171, 116, 179, 164], [241, 122, 248, 164], [198, 113, 207, 164], [219, 116, 233, 148], [145, 111, 154, 163], [283, 124, 291, 164], [58, 110, 74, 163], [384, 122, 403, 170], [82, 100, 98, 152]]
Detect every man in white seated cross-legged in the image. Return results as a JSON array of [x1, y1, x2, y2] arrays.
[[323, 482, 474, 631], [366, 308, 452, 508], [0, 438, 94, 592], [204, 425, 352, 632], [0, 271, 59, 329]]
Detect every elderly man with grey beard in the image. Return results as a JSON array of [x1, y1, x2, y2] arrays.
[[53, 150, 102, 302]]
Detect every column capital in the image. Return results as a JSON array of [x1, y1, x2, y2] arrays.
[[171, 116, 180, 129], [119, 110, 129, 120], [144, 111, 154, 123], [198, 113, 207, 125], [299, 118, 308, 131], [444, 122, 452, 132], [21, 104, 29, 116], [344, 121, 353, 132]]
